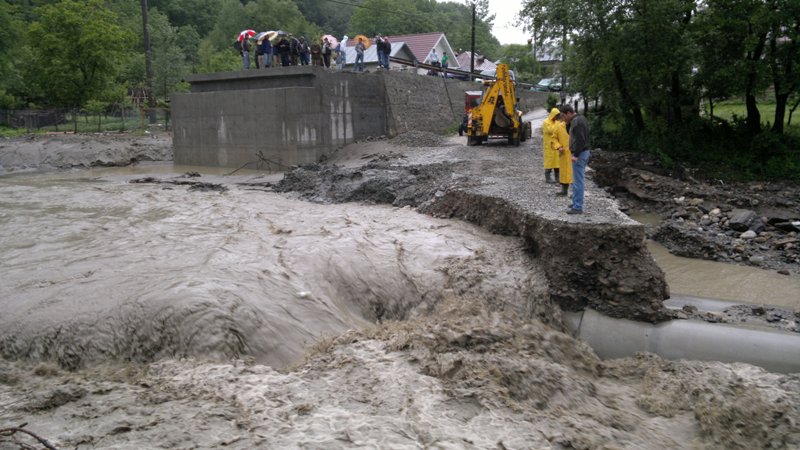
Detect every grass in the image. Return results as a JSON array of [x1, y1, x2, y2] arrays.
[[709, 99, 800, 136]]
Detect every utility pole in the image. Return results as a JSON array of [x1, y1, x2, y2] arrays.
[[560, 28, 566, 104], [470, 2, 476, 81], [140, 0, 156, 123]]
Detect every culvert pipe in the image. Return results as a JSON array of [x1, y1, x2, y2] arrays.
[[562, 307, 800, 374]]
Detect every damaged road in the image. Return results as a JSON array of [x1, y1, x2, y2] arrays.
[[275, 130, 672, 322]]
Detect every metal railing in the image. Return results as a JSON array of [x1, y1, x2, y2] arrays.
[[0, 106, 171, 133]]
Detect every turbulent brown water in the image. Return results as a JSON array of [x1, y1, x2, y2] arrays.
[[2, 162, 800, 448]]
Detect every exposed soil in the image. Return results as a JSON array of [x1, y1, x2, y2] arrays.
[[589, 150, 800, 276], [0, 132, 172, 175], [275, 130, 672, 323]]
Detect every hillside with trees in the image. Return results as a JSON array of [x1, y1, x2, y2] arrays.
[[0, 0, 502, 112]]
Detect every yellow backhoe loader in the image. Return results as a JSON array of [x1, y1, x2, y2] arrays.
[[465, 63, 531, 146]]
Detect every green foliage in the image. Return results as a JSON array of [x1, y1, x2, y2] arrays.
[[28, 0, 134, 109], [498, 44, 538, 82], [545, 93, 558, 111], [519, 0, 800, 179], [295, 0, 361, 37], [149, 8, 195, 101]]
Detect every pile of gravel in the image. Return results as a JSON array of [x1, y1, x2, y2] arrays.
[[390, 131, 446, 148]]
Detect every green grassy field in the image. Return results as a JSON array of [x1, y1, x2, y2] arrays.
[[710, 100, 800, 136]]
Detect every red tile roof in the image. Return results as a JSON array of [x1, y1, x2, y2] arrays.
[[456, 51, 496, 71], [384, 32, 445, 63]]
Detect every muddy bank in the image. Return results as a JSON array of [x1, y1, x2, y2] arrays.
[[590, 150, 800, 276], [0, 132, 172, 175], [276, 132, 671, 322], [2, 299, 800, 449]]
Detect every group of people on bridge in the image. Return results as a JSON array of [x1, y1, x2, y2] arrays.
[[237, 32, 393, 73]]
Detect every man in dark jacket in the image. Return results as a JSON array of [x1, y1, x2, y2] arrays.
[[561, 104, 591, 214], [259, 37, 272, 68], [375, 35, 385, 69], [289, 34, 299, 65], [276, 36, 291, 67]]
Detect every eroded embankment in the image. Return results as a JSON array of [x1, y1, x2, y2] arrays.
[[276, 142, 672, 323], [421, 190, 670, 321]]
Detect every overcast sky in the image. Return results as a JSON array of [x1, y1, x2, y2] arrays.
[[487, 0, 529, 45]]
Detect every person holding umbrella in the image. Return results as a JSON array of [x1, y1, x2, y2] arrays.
[[353, 36, 367, 72], [237, 29, 255, 70], [276, 34, 291, 67]]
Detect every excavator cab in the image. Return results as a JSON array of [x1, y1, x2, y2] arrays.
[[458, 91, 482, 136]]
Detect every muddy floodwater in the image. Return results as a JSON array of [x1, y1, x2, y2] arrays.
[[2, 164, 800, 449]]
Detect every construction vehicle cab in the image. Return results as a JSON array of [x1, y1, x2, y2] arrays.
[[458, 90, 482, 136], [465, 64, 531, 146]]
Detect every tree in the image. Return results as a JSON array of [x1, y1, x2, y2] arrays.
[[498, 44, 538, 82], [434, 1, 499, 59], [765, 0, 800, 134], [28, 0, 133, 129], [149, 8, 194, 102], [348, 0, 434, 37], [0, 2, 27, 107]]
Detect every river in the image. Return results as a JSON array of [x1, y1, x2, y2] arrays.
[[1, 163, 799, 449]]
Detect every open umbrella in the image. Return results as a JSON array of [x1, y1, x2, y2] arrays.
[[353, 34, 371, 49], [255, 31, 277, 44], [238, 29, 255, 42], [322, 34, 338, 48]]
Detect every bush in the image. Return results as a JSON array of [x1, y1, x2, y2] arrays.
[[589, 112, 800, 181]]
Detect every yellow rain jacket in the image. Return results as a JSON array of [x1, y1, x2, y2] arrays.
[[541, 108, 560, 169], [551, 119, 573, 184]]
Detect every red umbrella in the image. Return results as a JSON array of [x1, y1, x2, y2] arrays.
[[238, 29, 256, 42], [322, 34, 338, 48]]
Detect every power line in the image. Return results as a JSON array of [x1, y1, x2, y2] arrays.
[[323, 0, 457, 22]]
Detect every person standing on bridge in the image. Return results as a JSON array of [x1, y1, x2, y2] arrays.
[[310, 39, 322, 66], [298, 37, 310, 65], [259, 36, 272, 68], [542, 108, 560, 184], [242, 37, 252, 70], [560, 104, 591, 214], [322, 37, 333, 68], [382, 36, 392, 68], [552, 111, 573, 197], [353, 38, 366, 72], [276, 36, 291, 67], [375, 34, 385, 69]]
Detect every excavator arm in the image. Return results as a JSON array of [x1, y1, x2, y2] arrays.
[[466, 64, 523, 146]]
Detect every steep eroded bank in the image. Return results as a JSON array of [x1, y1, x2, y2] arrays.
[[276, 132, 671, 322]]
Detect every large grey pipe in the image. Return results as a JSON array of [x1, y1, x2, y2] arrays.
[[563, 300, 800, 374]]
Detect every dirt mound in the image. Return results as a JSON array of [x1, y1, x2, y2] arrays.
[[0, 132, 173, 174]]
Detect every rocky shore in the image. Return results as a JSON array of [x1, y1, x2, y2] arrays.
[[590, 150, 800, 276]]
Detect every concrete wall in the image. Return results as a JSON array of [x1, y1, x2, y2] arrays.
[[172, 66, 548, 168]]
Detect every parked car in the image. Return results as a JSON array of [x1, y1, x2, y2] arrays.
[[534, 77, 562, 91]]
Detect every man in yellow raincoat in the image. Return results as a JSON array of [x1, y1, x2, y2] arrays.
[[551, 111, 573, 196], [541, 108, 561, 183]]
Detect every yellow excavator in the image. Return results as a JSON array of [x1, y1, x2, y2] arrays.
[[466, 63, 531, 146]]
